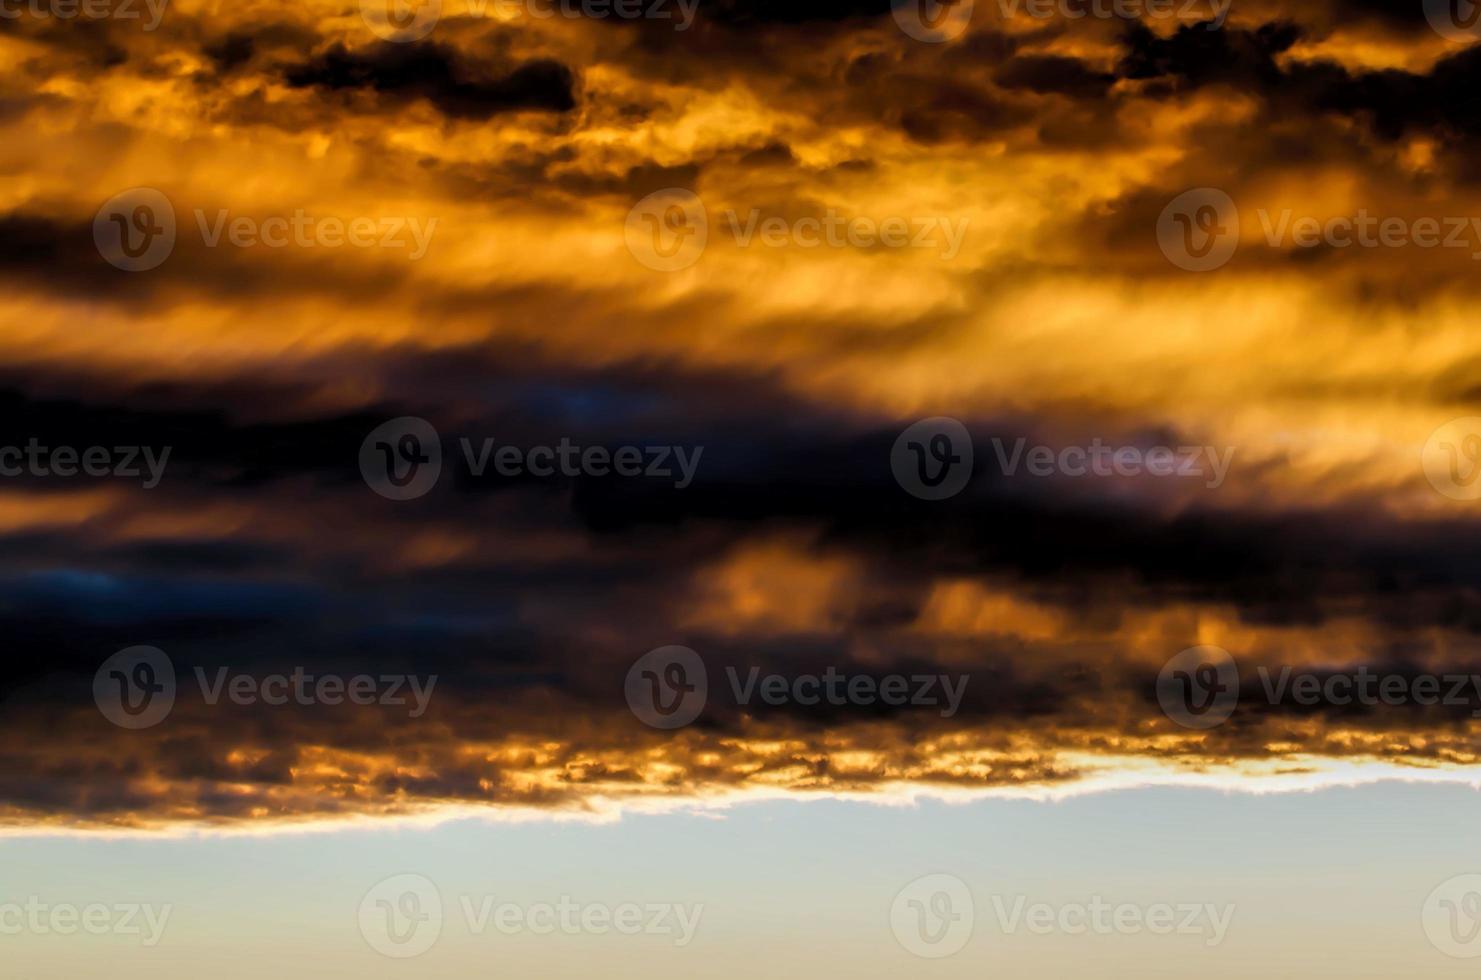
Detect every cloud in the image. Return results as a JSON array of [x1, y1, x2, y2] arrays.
[[283, 41, 578, 119]]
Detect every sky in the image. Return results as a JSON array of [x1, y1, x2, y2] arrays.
[[8, 785, 1481, 977], [7, 0, 1481, 971]]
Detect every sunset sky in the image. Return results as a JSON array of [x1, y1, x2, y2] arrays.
[[6, 0, 1481, 972]]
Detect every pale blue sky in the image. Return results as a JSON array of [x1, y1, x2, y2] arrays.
[[7, 782, 1481, 978]]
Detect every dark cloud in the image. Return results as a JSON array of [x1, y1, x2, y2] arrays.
[[283, 41, 578, 118]]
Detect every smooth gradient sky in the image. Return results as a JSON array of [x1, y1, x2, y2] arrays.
[[7, 783, 1481, 977]]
